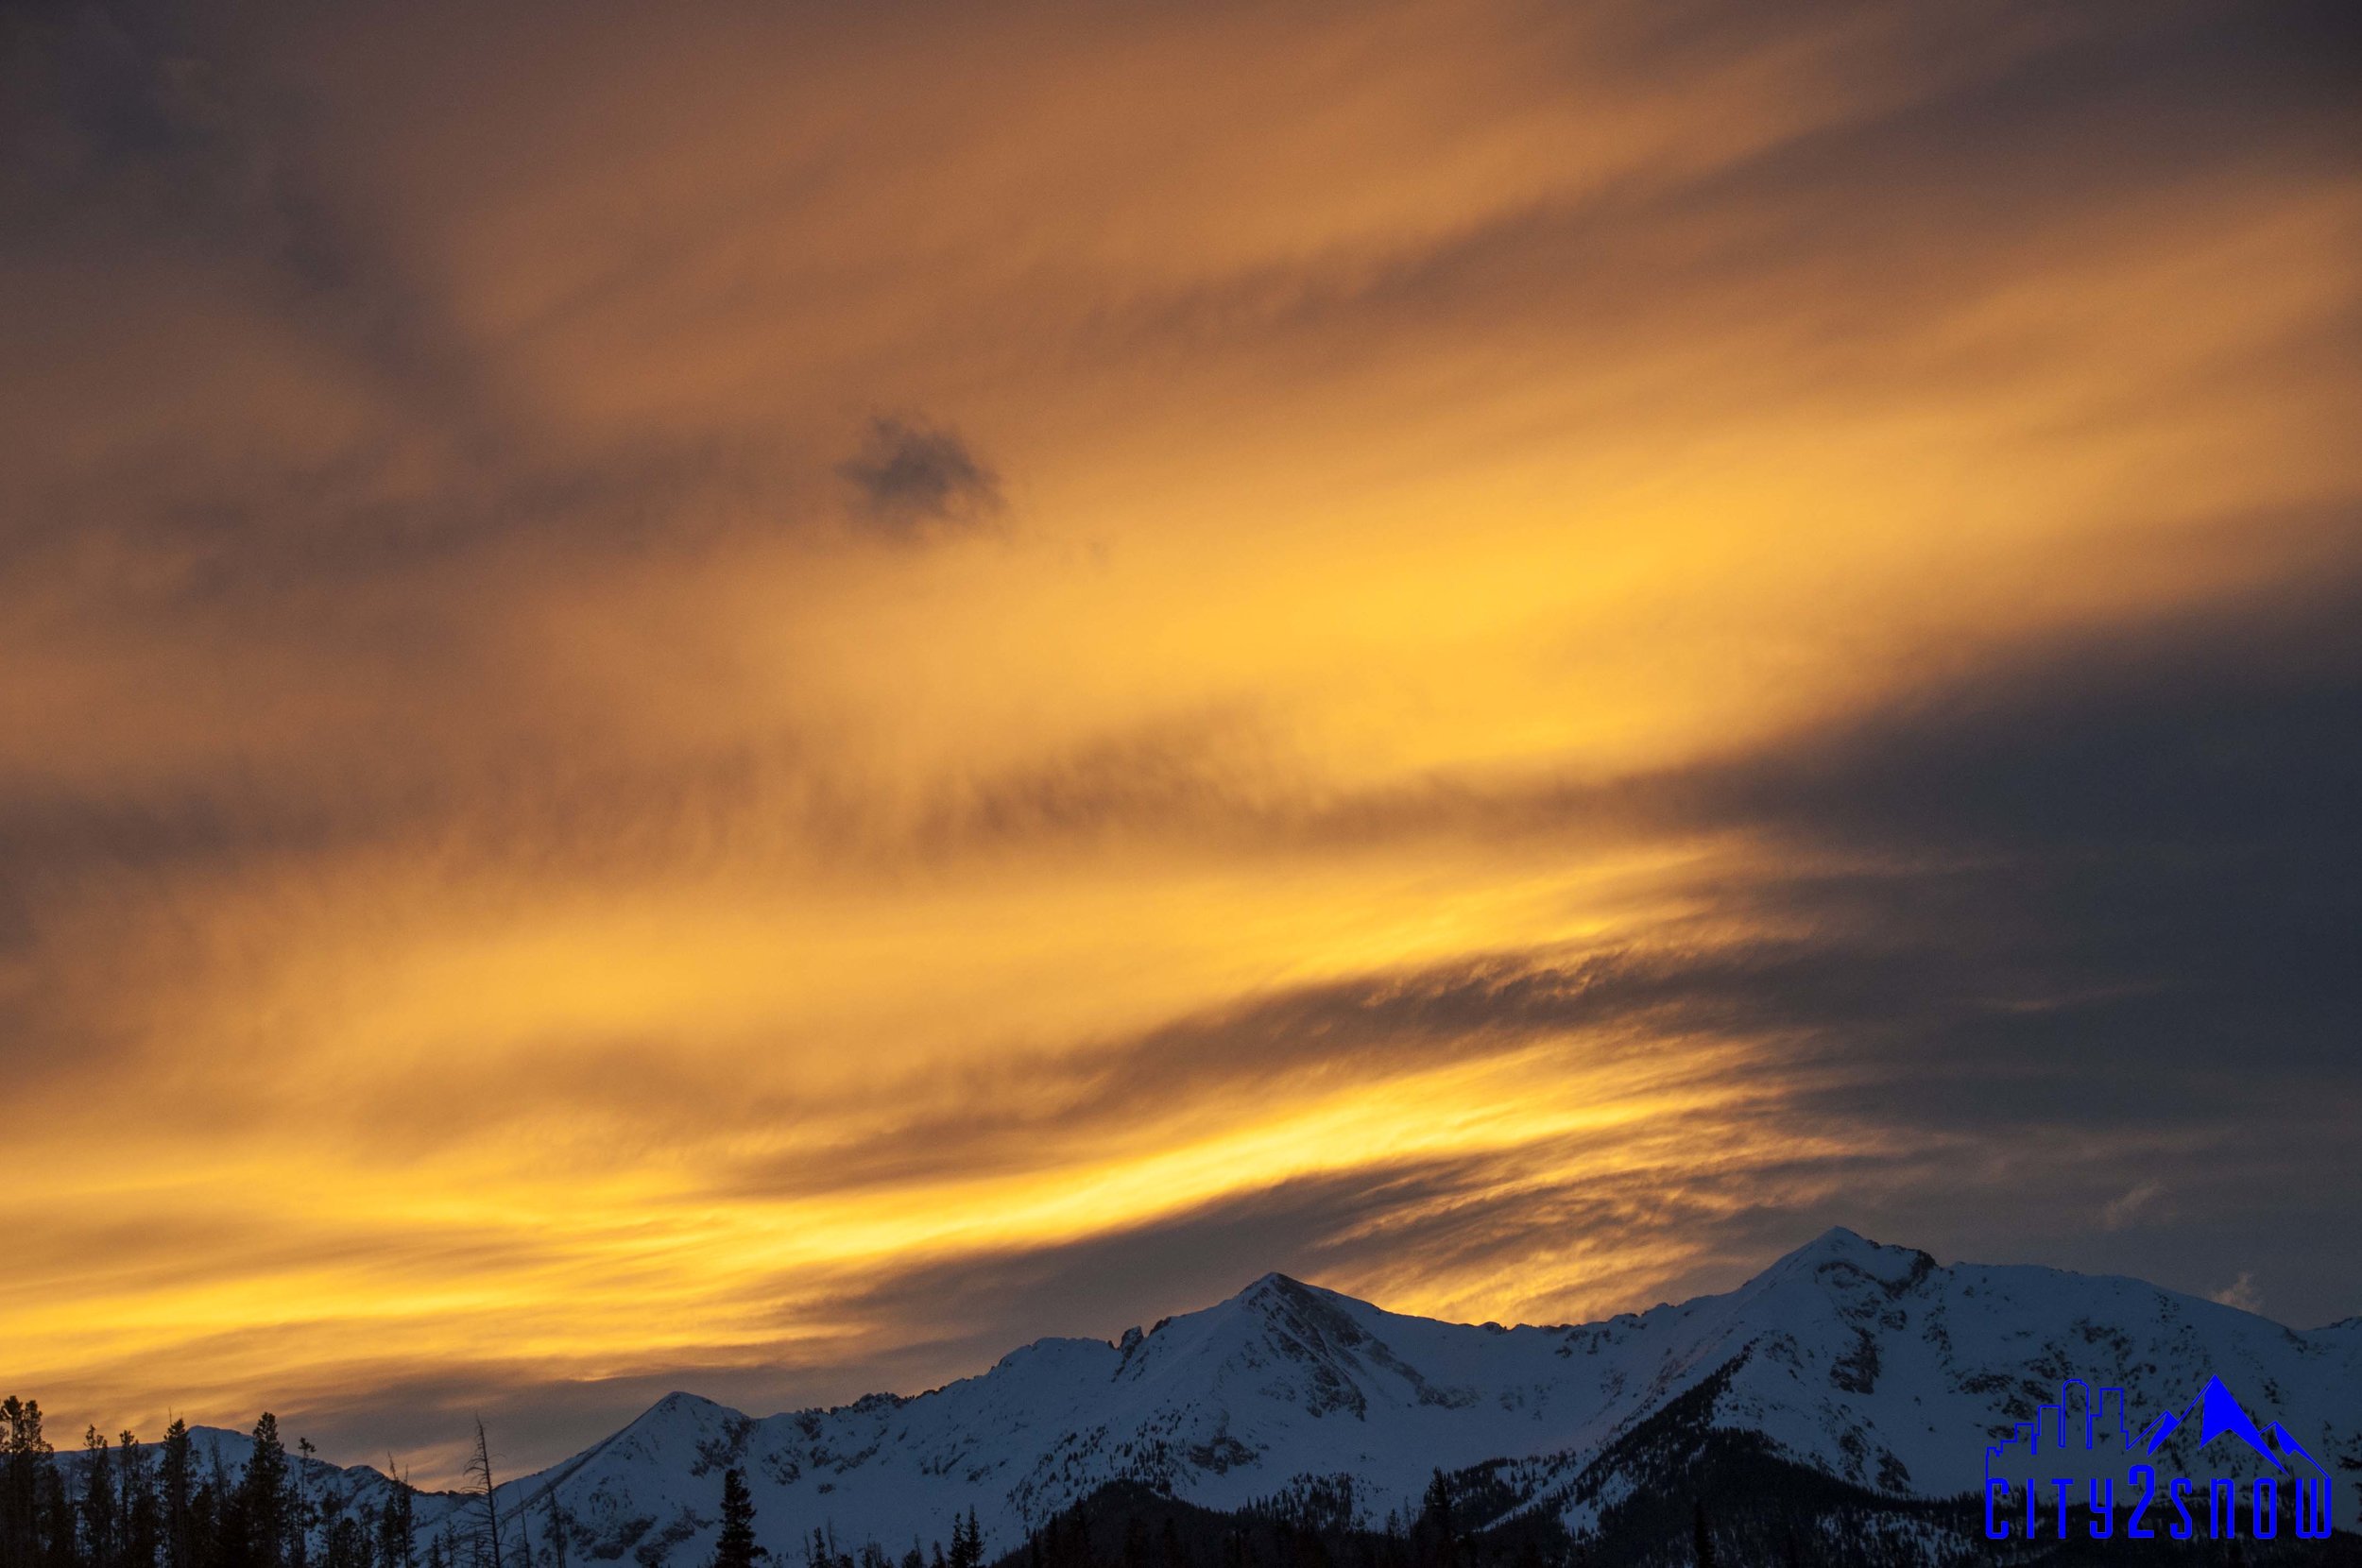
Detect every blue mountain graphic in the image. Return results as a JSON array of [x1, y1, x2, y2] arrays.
[[2137, 1376, 2318, 1473]]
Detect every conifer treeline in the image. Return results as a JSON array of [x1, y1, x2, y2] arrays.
[[3, 1399, 424, 1568], [991, 1474, 1567, 1568], [7, 1403, 1743, 1568], [790, 1501, 979, 1568], [0, 1404, 963, 1568]]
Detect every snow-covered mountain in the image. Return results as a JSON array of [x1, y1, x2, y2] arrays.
[[173, 1229, 2362, 1559]]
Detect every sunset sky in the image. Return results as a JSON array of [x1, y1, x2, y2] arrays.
[[4, 0, 2357, 1485]]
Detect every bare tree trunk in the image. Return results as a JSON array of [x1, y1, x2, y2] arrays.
[[297, 1438, 316, 1568], [466, 1420, 504, 1568], [541, 1489, 568, 1568]]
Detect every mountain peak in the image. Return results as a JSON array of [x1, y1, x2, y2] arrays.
[[1225, 1270, 1329, 1311], [1767, 1225, 1933, 1281], [1757, 1225, 1870, 1274], [1224, 1270, 1392, 1327], [649, 1389, 720, 1413], [620, 1389, 732, 1438]]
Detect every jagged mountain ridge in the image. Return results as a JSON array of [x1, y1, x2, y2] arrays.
[[164, 1230, 2362, 1560]]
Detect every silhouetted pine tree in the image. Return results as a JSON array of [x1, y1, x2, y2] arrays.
[[83, 1429, 121, 1568], [3, 1399, 57, 1568], [197, 1445, 234, 1568], [1688, 1503, 1716, 1568], [35, 1459, 74, 1568], [119, 1431, 160, 1568], [947, 1513, 980, 1568], [375, 1466, 414, 1568], [237, 1417, 291, 1568], [710, 1472, 762, 1568], [314, 1458, 366, 1568], [1413, 1474, 1456, 1568], [291, 1443, 317, 1568]]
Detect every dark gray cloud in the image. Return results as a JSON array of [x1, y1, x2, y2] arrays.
[[1, 0, 493, 425], [836, 417, 1004, 538], [718, 539, 2362, 1336], [0, 2, 823, 604]]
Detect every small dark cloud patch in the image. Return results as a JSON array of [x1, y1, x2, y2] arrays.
[[836, 416, 1004, 538]]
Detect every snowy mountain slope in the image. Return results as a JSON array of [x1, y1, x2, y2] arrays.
[[1513, 1232, 2362, 1532], [125, 1426, 488, 1547], [159, 1230, 2362, 1560]]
